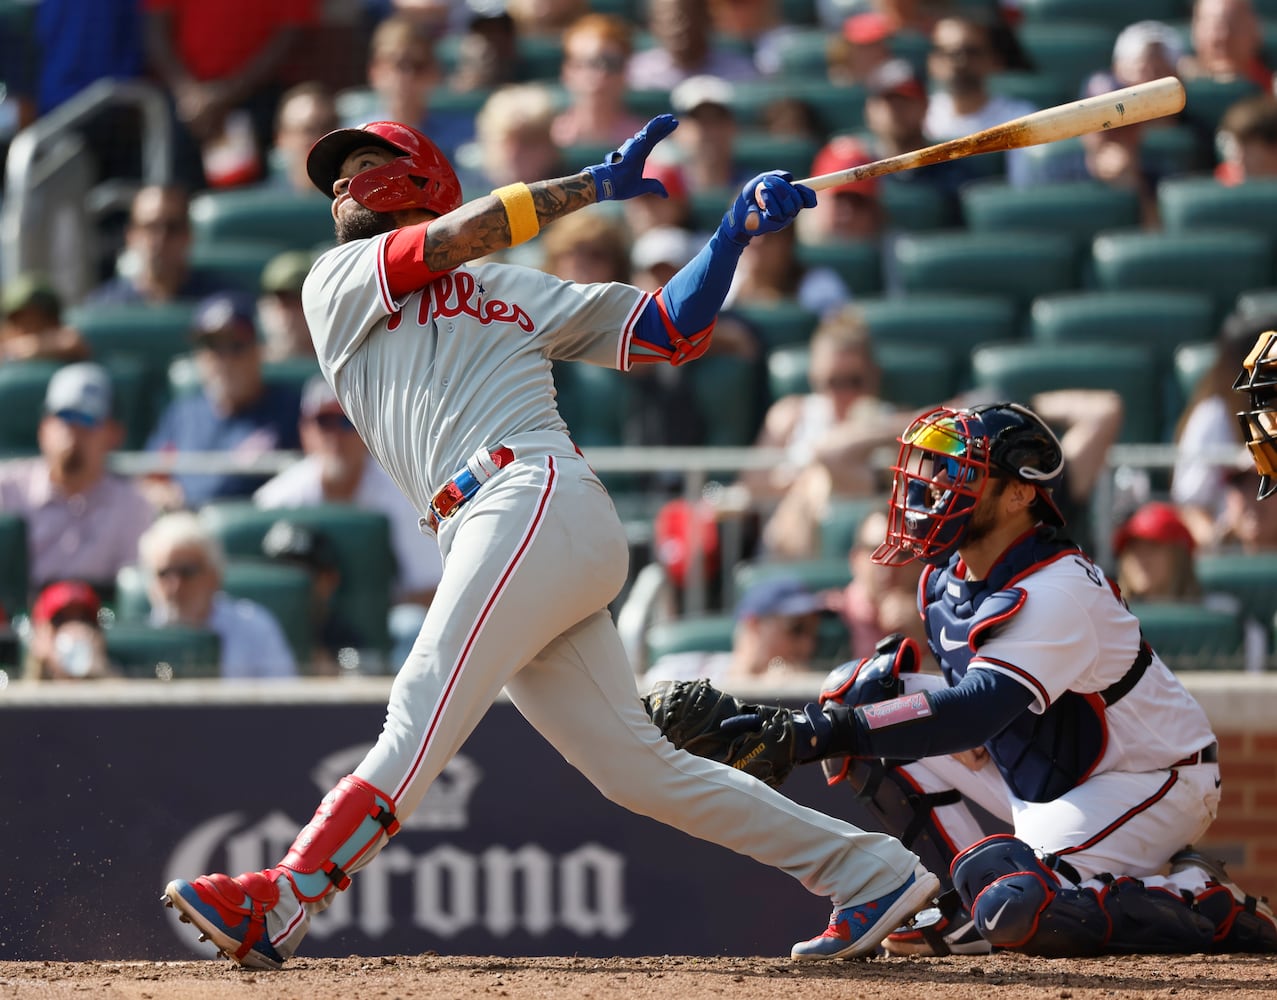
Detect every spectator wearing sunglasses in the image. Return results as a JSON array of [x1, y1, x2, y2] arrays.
[[551, 14, 645, 150], [138, 510, 296, 679], [145, 291, 302, 509], [0, 362, 155, 596], [643, 575, 830, 686], [23, 580, 117, 681], [254, 376, 442, 610], [739, 307, 902, 559]]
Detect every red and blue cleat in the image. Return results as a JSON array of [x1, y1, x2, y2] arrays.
[[791, 864, 941, 960], [162, 870, 288, 970]]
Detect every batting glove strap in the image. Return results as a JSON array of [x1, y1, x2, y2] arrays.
[[584, 114, 678, 202], [719, 170, 817, 245]]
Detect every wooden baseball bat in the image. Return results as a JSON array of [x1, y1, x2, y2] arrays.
[[744, 75, 1186, 230]]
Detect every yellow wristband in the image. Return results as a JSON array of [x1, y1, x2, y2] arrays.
[[493, 182, 540, 246]]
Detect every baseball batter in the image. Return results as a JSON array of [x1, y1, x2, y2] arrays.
[[162, 117, 939, 966], [648, 402, 1277, 957]]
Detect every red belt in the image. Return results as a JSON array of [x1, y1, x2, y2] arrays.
[[425, 446, 515, 531]]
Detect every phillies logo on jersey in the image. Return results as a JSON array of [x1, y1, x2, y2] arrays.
[[392, 269, 536, 333]]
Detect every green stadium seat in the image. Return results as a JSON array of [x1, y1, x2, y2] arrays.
[[686, 355, 765, 447], [731, 80, 868, 134], [1017, 134, 1085, 181], [1157, 178, 1277, 249], [734, 556, 852, 594], [1015, 22, 1116, 92], [1127, 601, 1246, 671], [262, 357, 323, 395], [795, 242, 883, 296], [775, 27, 834, 79], [626, 89, 675, 120], [1089, 228, 1274, 322], [891, 231, 1079, 314], [1029, 290, 1216, 353], [888, 29, 931, 77], [734, 133, 822, 184], [985, 72, 1071, 111], [65, 301, 197, 366], [1196, 552, 1277, 636], [98, 356, 155, 452], [0, 514, 28, 618], [1016, 0, 1190, 27], [221, 559, 314, 666], [877, 342, 962, 409], [819, 496, 887, 561], [961, 181, 1142, 256], [189, 189, 336, 253], [1140, 123, 1209, 178], [1171, 340, 1217, 415], [104, 623, 222, 680], [188, 239, 282, 296], [857, 293, 1020, 361], [516, 35, 563, 80], [646, 615, 734, 662], [552, 362, 629, 448], [726, 301, 821, 351], [970, 341, 1162, 442], [880, 183, 961, 231], [779, 0, 817, 25], [198, 502, 395, 657], [0, 360, 61, 458], [1180, 76, 1264, 135]]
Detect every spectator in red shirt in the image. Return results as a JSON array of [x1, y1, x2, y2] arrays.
[[142, 0, 318, 190]]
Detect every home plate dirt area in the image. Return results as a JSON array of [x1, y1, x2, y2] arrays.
[[1, 952, 1274, 1000]]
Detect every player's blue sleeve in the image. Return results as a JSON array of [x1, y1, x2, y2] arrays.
[[629, 228, 744, 366], [853, 668, 1034, 761]]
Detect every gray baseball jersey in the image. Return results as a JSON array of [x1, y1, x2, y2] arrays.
[[273, 230, 922, 959]]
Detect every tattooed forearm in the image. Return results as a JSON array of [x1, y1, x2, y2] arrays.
[[421, 173, 599, 272]]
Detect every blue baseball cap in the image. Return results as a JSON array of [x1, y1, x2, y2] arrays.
[[735, 576, 825, 621]]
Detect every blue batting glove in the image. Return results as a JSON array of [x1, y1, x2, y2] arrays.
[[719, 170, 818, 246], [584, 114, 679, 202]]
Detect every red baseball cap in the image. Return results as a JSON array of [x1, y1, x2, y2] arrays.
[[31, 580, 101, 624], [810, 136, 878, 198], [1113, 502, 1196, 555], [844, 12, 895, 46], [643, 159, 688, 202]]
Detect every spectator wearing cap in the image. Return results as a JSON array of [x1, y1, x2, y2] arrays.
[[622, 159, 695, 238], [145, 291, 302, 508], [643, 575, 831, 686], [795, 134, 886, 247], [632, 226, 702, 292], [1114, 501, 1202, 602], [257, 250, 316, 362], [924, 14, 1037, 186], [23, 580, 116, 681], [0, 274, 89, 363], [85, 184, 230, 306], [552, 14, 645, 149], [828, 11, 896, 86], [138, 510, 297, 679], [0, 363, 155, 595], [668, 75, 749, 194], [254, 375, 442, 608], [627, 0, 758, 91], [260, 518, 362, 676], [1108, 20, 1185, 89]]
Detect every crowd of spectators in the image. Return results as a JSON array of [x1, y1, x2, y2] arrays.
[[4, 0, 1277, 681]]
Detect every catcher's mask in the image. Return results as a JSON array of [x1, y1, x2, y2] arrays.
[[874, 402, 1066, 567], [305, 121, 463, 215], [1234, 329, 1277, 500]]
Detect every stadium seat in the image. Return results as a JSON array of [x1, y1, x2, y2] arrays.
[[880, 182, 960, 232], [65, 301, 197, 368], [515, 35, 563, 80], [1171, 340, 1217, 416], [198, 502, 395, 658], [1127, 601, 1246, 671], [1090, 228, 1274, 322], [985, 72, 1072, 111], [891, 231, 1079, 315], [104, 623, 222, 680], [1016, 0, 1190, 27], [1029, 289, 1215, 353], [775, 27, 835, 79], [734, 133, 823, 186], [646, 615, 734, 662], [1180, 76, 1264, 135], [188, 239, 282, 296], [0, 360, 60, 458], [0, 513, 28, 619], [734, 557, 852, 594], [626, 89, 675, 120], [859, 293, 1019, 384], [221, 559, 314, 667], [1157, 178, 1277, 248], [552, 361, 629, 447], [726, 301, 821, 351], [686, 355, 765, 447], [731, 80, 868, 134], [1196, 552, 1277, 637], [189, 189, 336, 253], [795, 241, 883, 295], [262, 356, 323, 395], [819, 496, 887, 561], [1140, 123, 1209, 178], [1015, 22, 1117, 93], [877, 342, 963, 409], [961, 180, 1142, 256], [970, 341, 1162, 442]]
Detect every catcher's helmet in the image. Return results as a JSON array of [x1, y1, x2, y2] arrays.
[[305, 121, 463, 215], [1234, 329, 1277, 500], [874, 402, 1066, 567]]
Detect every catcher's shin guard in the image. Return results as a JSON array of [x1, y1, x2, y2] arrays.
[[163, 774, 400, 968], [953, 834, 1215, 957]]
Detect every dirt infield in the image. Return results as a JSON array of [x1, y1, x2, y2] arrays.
[[2, 952, 1274, 1000]]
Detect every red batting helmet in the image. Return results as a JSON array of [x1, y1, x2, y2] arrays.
[[305, 121, 463, 215]]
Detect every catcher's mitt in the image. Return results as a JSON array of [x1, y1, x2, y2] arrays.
[[642, 679, 797, 788]]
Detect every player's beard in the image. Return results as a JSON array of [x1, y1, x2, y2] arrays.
[[957, 476, 1008, 549], [336, 204, 397, 244]]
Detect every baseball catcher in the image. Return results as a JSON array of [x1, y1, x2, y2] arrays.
[[647, 401, 1277, 958]]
